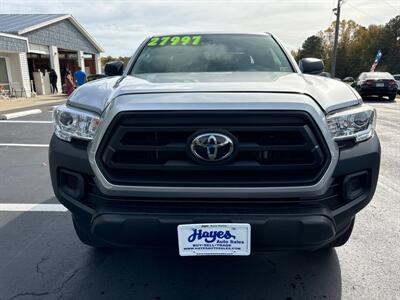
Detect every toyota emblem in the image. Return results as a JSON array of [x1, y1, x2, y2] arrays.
[[190, 133, 235, 162]]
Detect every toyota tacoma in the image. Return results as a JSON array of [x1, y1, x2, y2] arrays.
[[49, 33, 380, 255]]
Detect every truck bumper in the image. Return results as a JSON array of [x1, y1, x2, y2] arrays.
[[49, 134, 380, 250]]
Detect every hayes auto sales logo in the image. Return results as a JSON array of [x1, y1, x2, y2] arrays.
[[187, 229, 236, 243]]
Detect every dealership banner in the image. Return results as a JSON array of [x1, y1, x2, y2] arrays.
[[370, 50, 382, 72]]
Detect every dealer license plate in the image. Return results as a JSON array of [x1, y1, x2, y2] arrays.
[[177, 223, 251, 256]]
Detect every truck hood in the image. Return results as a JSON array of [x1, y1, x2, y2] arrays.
[[68, 72, 361, 114]]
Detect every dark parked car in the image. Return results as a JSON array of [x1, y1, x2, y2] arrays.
[[343, 77, 354, 84], [353, 72, 398, 100]]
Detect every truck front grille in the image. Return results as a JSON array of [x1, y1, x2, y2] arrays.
[[96, 111, 331, 187]]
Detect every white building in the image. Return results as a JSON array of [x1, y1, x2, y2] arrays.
[[0, 14, 103, 97]]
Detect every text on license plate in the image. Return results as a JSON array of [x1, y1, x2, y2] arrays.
[[177, 223, 251, 256]]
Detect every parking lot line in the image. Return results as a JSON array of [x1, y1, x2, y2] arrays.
[[0, 203, 67, 212], [0, 143, 49, 147], [0, 120, 52, 124], [0, 109, 42, 120]]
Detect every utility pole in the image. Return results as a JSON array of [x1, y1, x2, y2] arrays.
[[331, 0, 343, 77]]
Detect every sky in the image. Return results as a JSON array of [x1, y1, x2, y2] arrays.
[[0, 0, 399, 56]]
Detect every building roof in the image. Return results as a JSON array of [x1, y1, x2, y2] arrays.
[[0, 14, 67, 34], [0, 14, 103, 52]]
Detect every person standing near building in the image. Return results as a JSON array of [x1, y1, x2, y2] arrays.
[[74, 67, 87, 87], [65, 70, 75, 96], [49, 69, 58, 94]]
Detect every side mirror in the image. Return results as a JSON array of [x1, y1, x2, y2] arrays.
[[104, 61, 124, 76], [299, 58, 324, 75]]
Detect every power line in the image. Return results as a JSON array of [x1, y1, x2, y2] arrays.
[[346, 2, 385, 24], [381, 0, 398, 10]]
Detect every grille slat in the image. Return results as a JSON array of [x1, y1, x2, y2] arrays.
[[104, 160, 322, 171], [238, 143, 309, 151], [112, 143, 187, 151], [96, 111, 331, 187], [109, 142, 310, 152]]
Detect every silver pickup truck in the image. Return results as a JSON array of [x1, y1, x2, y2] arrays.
[[49, 33, 380, 255]]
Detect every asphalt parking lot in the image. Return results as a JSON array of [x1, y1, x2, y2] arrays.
[[0, 100, 399, 300]]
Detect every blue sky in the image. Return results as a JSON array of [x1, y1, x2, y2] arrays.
[[1, 0, 398, 56]]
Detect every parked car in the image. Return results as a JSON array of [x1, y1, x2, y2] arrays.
[[343, 77, 354, 84], [393, 74, 400, 94], [352, 72, 397, 100], [50, 33, 380, 254]]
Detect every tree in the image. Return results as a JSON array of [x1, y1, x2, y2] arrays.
[[296, 35, 325, 60], [380, 16, 400, 74], [296, 15, 400, 78]]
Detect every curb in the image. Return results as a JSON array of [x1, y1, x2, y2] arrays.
[[0, 98, 66, 114], [0, 109, 42, 120]]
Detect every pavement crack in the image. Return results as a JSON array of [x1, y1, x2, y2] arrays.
[[6, 257, 51, 299], [54, 262, 94, 299], [35, 256, 49, 279], [6, 262, 93, 300], [7, 291, 50, 300]]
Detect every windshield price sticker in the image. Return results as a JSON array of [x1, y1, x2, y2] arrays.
[[147, 35, 202, 47], [177, 223, 251, 256]]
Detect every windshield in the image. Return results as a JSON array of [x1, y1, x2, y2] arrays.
[[131, 34, 294, 74]]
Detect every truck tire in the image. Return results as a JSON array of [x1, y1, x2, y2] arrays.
[[72, 216, 109, 248], [389, 94, 396, 101]]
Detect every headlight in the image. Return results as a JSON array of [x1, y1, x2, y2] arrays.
[[326, 105, 376, 143], [53, 104, 101, 142]]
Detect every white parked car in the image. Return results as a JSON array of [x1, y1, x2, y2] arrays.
[[393, 74, 400, 94]]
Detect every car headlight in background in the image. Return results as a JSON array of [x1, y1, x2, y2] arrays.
[[326, 105, 376, 143], [53, 105, 101, 142]]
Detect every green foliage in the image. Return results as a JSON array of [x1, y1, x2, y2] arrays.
[[296, 15, 400, 78], [295, 35, 325, 60]]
